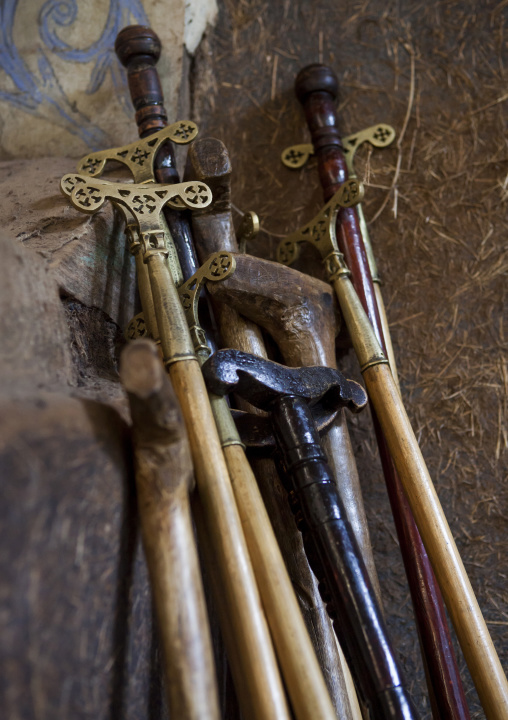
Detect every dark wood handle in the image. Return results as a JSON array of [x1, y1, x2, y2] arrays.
[[115, 25, 169, 137], [295, 64, 471, 720], [272, 395, 419, 720]]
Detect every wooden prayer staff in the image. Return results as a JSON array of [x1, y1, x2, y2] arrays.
[[202, 350, 420, 720], [119, 339, 220, 720], [278, 64, 508, 719], [189, 137, 364, 719], [286, 64, 471, 720]]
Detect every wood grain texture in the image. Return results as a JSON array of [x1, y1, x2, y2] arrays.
[[0, 232, 74, 392], [120, 340, 220, 720], [0, 159, 136, 330]]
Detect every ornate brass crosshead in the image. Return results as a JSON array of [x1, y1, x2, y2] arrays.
[[277, 178, 364, 284], [77, 122, 198, 184], [281, 123, 395, 171], [178, 251, 236, 357]]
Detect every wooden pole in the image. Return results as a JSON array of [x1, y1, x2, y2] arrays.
[[294, 62, 473, 720], [332, 265, 508, 720], [120, 339, 220, 720]]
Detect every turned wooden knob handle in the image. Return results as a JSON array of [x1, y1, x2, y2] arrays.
[[295, 64, 339, 104], [295, 64, 343, 156], [115, 25, 167, 135]]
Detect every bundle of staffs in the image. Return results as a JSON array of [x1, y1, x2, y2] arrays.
[[278, 64, 508, 720]]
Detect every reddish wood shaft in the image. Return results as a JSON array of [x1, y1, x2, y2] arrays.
[[296, 64, 470, 720]]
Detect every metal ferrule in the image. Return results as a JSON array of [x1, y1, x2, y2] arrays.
[[145, 254, 197, 366], [140, 224, 185, 289], [324, 250, 351, 282], [141, 229, 168, 259], [332, 274, 389, 373], [355, 203, 381, 285]]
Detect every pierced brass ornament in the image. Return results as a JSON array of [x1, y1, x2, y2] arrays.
[[60, 174, 212, 258], [124, 251, 236, 352], [125, 311, 148, 341], [281, 123, 396, 172], [61, 173, 212, 367], [75, 122, 200, 276], [276, 179, 364, 276], [77, 122, 198, 184], [280, 143, 314, 169], [178, 251, 236, 356], [236, 211, 260, 253]]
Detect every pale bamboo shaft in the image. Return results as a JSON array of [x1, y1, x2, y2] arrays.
[[223, 443, 338, 720], [138, 478, 219, 719], [145, 255, 290, 720], [334, 275, 508, 720], [122, 340, 220, 720]]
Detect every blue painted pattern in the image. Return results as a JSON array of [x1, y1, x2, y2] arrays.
[[0, 0, 149, 150]]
